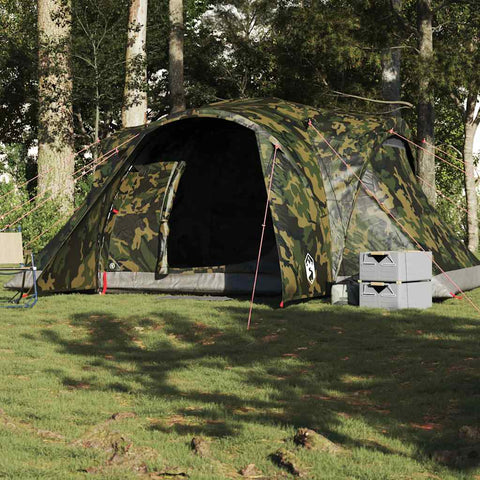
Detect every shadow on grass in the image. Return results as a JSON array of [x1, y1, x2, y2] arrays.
[[38, 302, 480, 469]]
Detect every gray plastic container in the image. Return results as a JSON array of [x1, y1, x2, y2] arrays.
[[359, 281, 432, 310], [331, 282, 359, 306], [359, 251, 432, 282]]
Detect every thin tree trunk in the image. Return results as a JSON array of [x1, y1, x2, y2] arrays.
[[169, 0, 185, 114], [381, 0, 402, 103], [122, 0, 148, 127], [94, 92, 100, 169], [464, 93, 480, 252], [37, 0, 75, 213], [416, 0, 436, 205], [381, 47, 401, 102], [94, 45, 100, 167]]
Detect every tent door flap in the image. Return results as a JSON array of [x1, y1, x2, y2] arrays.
[[157, 161, 186, 275]]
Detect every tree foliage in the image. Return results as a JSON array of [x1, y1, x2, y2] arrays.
[[0, 0, 38, 146], [0, 0, 480, 249], [72, 0, 129, 143]]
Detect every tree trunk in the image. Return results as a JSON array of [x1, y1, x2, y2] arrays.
[[381, 0, 402, 103], [37, 0, 75, 213], [93, 45, 100, 167], [122, 0, 148, 127], [94, 90, 100, 169], [169, 0, 185, 114], [381, 47, 401, 102], [463, 93, 479, 253], [416, 0, 436, 205]]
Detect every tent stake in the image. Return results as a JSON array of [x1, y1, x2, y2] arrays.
[[247, 145, 279, 330]]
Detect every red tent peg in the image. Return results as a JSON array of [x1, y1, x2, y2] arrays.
[[101, 271, 108, 295], [450, 292, 463, 300]]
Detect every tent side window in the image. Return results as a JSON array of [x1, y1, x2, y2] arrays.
[[382, 136, 415, 172]]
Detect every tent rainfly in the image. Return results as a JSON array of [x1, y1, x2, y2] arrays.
[[10, 98, 480, 304]]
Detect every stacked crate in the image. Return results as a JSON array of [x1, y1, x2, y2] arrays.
[[359, 251, 432, 310]]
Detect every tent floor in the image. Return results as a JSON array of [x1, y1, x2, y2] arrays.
[[7, 265, 480, 299], [5, 270, 282, 296], [156, 295, 234, 301], [101, 271, 281, 295]]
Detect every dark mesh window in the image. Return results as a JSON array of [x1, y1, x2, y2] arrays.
[[383, 136, 415, 172]]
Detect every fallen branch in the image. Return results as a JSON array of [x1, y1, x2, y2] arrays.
[[331, 90, 414, 108]]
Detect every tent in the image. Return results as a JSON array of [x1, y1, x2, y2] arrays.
[[11, 98, 480, 303]]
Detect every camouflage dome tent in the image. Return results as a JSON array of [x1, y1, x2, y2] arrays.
[[12, 98, 480, 303]]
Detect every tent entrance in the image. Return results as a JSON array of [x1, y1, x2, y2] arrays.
[[101, 117, 281, 295], [165, 118, 276, 270]]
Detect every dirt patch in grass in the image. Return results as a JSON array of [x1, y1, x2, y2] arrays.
[[0, 408, 65, 442]]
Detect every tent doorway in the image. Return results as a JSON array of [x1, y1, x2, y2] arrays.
[[102, 117, 281, 294], [165, 118, 277, 270]]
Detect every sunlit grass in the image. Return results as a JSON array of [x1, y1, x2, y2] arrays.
[[0, 277, 479, 479]]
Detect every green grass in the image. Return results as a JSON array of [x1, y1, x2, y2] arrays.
[[0, 279, 479, 479]]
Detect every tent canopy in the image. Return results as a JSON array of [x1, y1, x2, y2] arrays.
[[20, 98, 480, 303]]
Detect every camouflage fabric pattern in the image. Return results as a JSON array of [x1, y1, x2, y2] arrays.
[[102, 162, 174, 273], [37, 124, 157, 292], [341, 143, 477, 274], [34, 98, 480, 301], [157, 162, 185, 275], [306, 111, 389, 277]]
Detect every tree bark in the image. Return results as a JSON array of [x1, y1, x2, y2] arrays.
[[381, 47, 401, 102], [381, 0, 402, 103], [37, 0, 75, 212], [169, 0, 185, 114], [463, 93, 480, 252], [122, 0, 148, 127], [416, 0, 436, 205], [93, 43, 100, 166]]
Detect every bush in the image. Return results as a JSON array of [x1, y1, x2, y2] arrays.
[[0, 182, 68, 252]]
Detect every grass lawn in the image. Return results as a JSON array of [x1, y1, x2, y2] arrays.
[[0, 279, 479, 479]]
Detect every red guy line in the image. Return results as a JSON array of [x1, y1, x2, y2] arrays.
[[0, 139, 101, 203], [1, 149, 117, 231], [1, 148, 110, 221], [247, 144, 280, 330], [25, 203, 82, 247], [310, 120, 480, 316], [389, 129, 470, 178], [415, 175, 469, 216], [421, 138, 464, 164], [22, 134, 139, 246], [1, 134, 138, 230]]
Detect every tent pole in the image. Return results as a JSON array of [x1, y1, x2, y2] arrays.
[[247, 144, 279, 330]]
